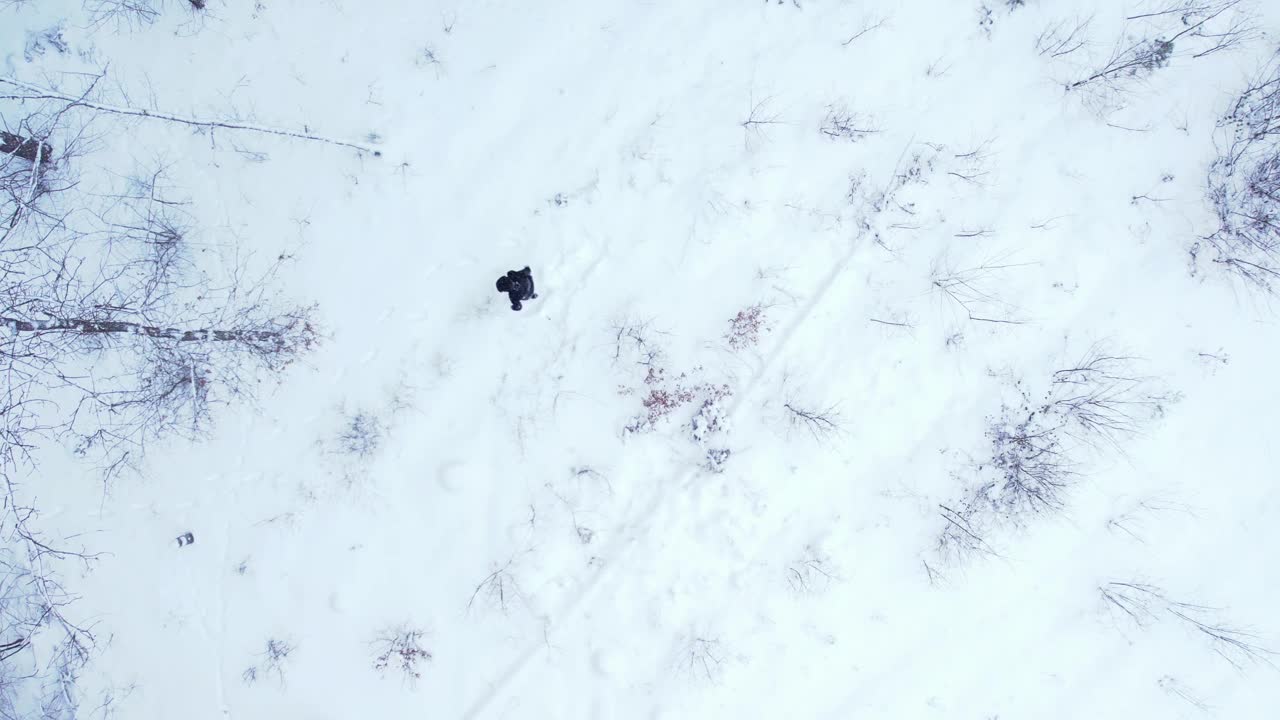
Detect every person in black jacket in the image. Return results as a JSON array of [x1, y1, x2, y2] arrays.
[[495, 266, 537, 311]]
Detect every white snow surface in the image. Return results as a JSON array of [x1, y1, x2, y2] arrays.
[[4, 0, 1280, 718]]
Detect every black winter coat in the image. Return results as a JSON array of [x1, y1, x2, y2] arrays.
[[496, 267, 536, 311]]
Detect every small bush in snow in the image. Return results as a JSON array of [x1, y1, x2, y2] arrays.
[[625, 367, 731, 435], [787, 545, 839, 595], [977, 5, 995, 35], [627, 369, 697, 433], [22, 25, 68, 62], [692, 396, 733, 471], [372, 627, 432, 682], [725, 304, 770, 351], [691, 397, 731, 444], [335, 410, 384, 459], [243, 637, 294, 686], [622, 360, 735, 470], [820, 106, 877, 143], [858, 144, 941, 216], [416, 46, 441, 69], [610, 317, 666, 367], [678, 635, 725, 683], [704, 448, 731, 473], [976, 0, 1026, 35]]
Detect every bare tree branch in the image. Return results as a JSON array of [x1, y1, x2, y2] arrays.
[[783, 402, 842, 441]]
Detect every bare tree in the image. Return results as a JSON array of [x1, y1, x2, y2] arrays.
[[1065, 2, 1255, 93], [937, 348, 1172, 564], [0, 12, 368, 713], [842, 16, 888, 47], [2, 95, 320, 480], [930, 256, 1031, 325], [1106, 495, 1195, 544], [1045, 352, 1155, 444], [467, 559, 523, 614], [936, 499, 1002, 564], [75, 1, 212, 38], [1203, 52, 1280, 290], [1100, 581, 1275, 670], [783, 402, 843, 442], [0, 522, 100, 719], [1158, 675, 1211, 712], [1036, 16, 1093, 58], [1069, 36, 1175, 90], [947, 139, 995, 186], [609, 316, 666, 368], [740, 96, 784, 149], [371, 626, 432, 684], [84, 0, 164, 28], [0, 151, 314, 717]]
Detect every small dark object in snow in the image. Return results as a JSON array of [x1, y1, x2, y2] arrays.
[[495, 266, 538, 311], [189, 0, 207, 8], [176, 532, 195, 547], [706, 448, 731, 473], [1, 131, 53, 164]]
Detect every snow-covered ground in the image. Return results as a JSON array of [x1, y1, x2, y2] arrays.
[[4, 0, 1280, 718]]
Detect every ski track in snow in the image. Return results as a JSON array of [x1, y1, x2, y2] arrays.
[[462, 157, 898, 717]]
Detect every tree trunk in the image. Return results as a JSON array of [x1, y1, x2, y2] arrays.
[[1, 316, 284, 344]]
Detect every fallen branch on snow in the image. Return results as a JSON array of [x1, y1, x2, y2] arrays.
[[0, 76, 382, 156]]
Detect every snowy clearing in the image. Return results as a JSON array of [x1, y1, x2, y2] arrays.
[[3, 0, 1280, 718]]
